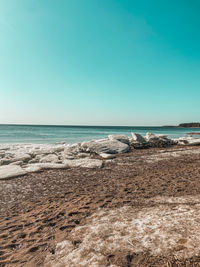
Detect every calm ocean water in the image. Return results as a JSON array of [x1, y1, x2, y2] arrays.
[[0, 124, 199, 144]]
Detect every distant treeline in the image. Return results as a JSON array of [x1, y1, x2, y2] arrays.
[[178, 123, 200, 128]]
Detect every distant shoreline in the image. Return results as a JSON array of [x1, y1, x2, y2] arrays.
[[0, 123, 199, 128], [178, 123, 200, 128]]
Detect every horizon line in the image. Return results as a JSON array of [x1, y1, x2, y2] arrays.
[[0, 123, 177, 128]]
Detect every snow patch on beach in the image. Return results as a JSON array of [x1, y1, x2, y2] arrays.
[[141, 147, 200, 163], [45, 195, 200, 267]]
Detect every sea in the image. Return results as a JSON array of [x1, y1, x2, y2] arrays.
[[0, 124, 199, 144]]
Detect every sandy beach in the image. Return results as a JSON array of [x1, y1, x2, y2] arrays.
[[1, 0, 200, 265], [0, 144, 200, 266]]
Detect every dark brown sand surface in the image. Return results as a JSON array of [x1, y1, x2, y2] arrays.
[[0, 146, 200, 266]]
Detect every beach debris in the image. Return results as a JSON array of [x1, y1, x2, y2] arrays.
[[0, 165, 27, 179], [81, 139, 130, 154], [108, 134, 130, 144]]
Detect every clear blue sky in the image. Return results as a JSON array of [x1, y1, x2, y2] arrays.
[[0, 0, 199, 126]]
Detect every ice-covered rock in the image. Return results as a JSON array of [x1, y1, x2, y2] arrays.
[[0, 165, 27, 179], [40, 154, 59, 163], [81, 139, 130, 154], [145, 132, 159, 142], [144, 133, 175, 148], [131, 133, 146, 143], [108, 134, 129, 144], [64, 158, 103, 168], [64, 143, 82, 155], [130, 132, 175, 148]]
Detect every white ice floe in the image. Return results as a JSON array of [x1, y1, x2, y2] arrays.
[[64, 158, 103, 168], [131, 132, 146, 143], [39, 154, 59, 163], [81, 139, 130, 154], [0, 165, 27, 179], [99, 153, 116, 159], [108, 134, 130, 144], [25, 163, 69, 171], [174, 137, 200, 146], [0, 133, 200, 179]]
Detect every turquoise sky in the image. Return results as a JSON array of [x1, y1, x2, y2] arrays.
[[0, 0, 199, 126]]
